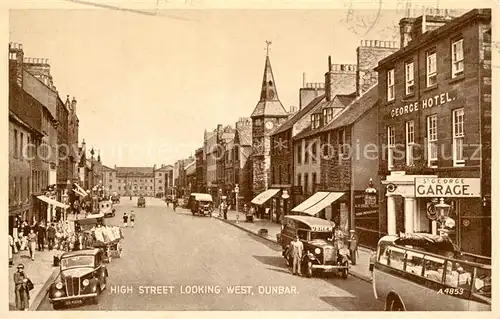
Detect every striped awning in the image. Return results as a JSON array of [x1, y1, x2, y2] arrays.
[[37, 195, 69, 209], [292, 191, 345, 216], [251, 189, 280, 206]]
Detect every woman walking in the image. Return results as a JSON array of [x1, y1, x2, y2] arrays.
[[27, 229, 37, 261], [130, 210, 136, 228], [14, 264, 30, 311]]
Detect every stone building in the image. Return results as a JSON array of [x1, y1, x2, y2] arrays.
[[204, 126, 221, 198], [375, 9, 491, 256], [115, 167, 155, 196], [56, 95, 70, 197], [195, 147, 205, 193], [154, 164, 172, 197], [232, 118, 253, 204], [270, 86, 326, 213], [250, 50, 289, 206], [66, 96, 80, 185], [185, 161, 196, 194], [101, 165, 117, 193]]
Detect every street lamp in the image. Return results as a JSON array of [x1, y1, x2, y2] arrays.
[[435, 197, 454, 236], [281, 190, 290, 219], [234, 184, 240, 213]]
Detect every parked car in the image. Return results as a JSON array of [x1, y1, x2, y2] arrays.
[[137, 196, 146, 208], [280, 215, 350, 278], [189, 193, 213, 216], [49, 248, 108, 309], [99, 200, 115, 217], [110, 195, 120, 204]]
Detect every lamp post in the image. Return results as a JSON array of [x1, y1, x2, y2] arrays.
[[234, 184, 240, 214], [435, 198, 453, 236], [281, 190, 290, 221]]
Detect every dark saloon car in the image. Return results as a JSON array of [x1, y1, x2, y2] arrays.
[[49, 248, 108, 309], [137, 196, 146, 207]]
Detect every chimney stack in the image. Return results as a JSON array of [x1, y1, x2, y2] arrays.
[[356, 40, 399, 96], [9, 42, 24, 86], [325, 56, 357, 102]]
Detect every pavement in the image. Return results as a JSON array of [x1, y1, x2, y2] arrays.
[[8, 241, 59, 311], [36, 197, 382, 311], [213, 210, 374, 283]]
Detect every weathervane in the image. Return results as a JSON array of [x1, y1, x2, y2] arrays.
[[265, 40, 272, 56]]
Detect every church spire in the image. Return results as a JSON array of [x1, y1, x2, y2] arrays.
[[251, 41, 287, 118]]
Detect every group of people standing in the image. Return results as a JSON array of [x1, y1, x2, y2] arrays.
[[9, 218, 59, 263], [122, 210, 136, 228]]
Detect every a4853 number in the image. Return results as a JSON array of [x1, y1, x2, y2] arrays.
[[437, 288, 464, 295]]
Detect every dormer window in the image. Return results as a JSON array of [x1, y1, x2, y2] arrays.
[[311, 114, 321, 129], [323, 107, 334, 124]]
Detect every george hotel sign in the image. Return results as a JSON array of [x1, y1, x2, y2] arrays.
[[389, 90, 457, 119], [415, 178, 481, 198]]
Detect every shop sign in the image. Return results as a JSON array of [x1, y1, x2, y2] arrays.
[[354, 190, 379, 217], [415, 178, 481, 197], [389, 90, 457, 119]]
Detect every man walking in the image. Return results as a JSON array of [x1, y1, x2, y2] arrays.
[[290, 235, 304, 276], [130, 210, 136, 228], [123, 212, 128, 228], [47, 223, 56, 251], [37, 222, 46, 251]]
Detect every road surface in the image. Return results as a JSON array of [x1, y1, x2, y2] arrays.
[[38, 197, 383, 311]]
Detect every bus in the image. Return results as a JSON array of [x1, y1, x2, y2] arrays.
[[372, 233, 491, 311]]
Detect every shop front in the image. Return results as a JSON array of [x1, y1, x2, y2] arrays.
[[382, 171, 485, 255], [291, 191, 346, 225], [250, 188, 282, 222]]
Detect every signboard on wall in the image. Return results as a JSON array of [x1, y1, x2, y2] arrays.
[[415, 178, 481, 197], [354, 190, 379, 217]]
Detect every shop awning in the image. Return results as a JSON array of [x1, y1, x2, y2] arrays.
[[37, 195, 69, 209], [291, 191, 345, 216], [251, 189, 280, 206], [74, 183, 88, 196]]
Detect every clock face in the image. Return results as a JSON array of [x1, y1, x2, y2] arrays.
[[265, 121, 274, 130], [268, 89, 275, 99]]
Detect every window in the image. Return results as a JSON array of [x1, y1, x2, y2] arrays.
[[423, 255, 445, 283], [453, 108, 465, 166], [109, 172, 112, 176], [451, 39, 464, 78], [314, 114, 320, 129], [288, 163, 291, 184], [406, 121, 415, 166], [427, 115, 438, 167], [388, 246, 405, 270], [151, 179, 153, 182], [109, 185, 112, 190], [278, 166, 282, 184], [150, 186, 153, 190], [338, 129, 347, 155], [158, 172, 163, 176], [139, 186, 143, 190], [297, 144, 302, 164], [387, 69, 395, 101], [312, 173, 317, 193], [312, 142, 317, 163], [324, 107, 334, 123], [20, 132, 24, 160], [405, 62, 415, 95], [304, 142, 309, 164], [118, 187, 121, 190], [109, 179, 112, 183], [297, 174, 302, 189], [20, 177, 23, 202], [445, 262, 473, 289], [387, 126, 395, 170], [405, 251, 424, 276], [304, 173, 309, 194], [426, 50, 437, 87], [13, 129, 18, 158], [118, 180, 121, 183]]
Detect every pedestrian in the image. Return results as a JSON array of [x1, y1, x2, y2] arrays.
[[21, 221, 29, 251], [123, 212, 128, 228], [130, 210, 136, 228], [9, 234, 14, 266], [290, 234, 304, 276], [223, 201, 228, 220], [27, 229, 37, 261], [173, 198, 177, 212], [37, 222, 46, 251], [47, 223, 56, 251], [369, 250, 376, 280], [14, 263, 31, 311]]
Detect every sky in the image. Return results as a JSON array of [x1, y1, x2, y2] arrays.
[[9, 5, 426, 167]]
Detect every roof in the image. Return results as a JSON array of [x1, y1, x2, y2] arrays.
[[61, 248, 100, 258], [250, 55, 288, 117], [284, 215, 336, 228], [116, 166, 154, 177], [101, 165, 116, 171], [155, 165, 173, 172], [321, 85, 378, 132], [236, 126, 252, 146], [272, 94, 325, 136], [376, 9, 491, 70]]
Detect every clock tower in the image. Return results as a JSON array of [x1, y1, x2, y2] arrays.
[[250, 41, 288, 196]]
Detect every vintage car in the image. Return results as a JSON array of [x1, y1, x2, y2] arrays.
[[110, 195, 120, 204], [99, 200, 115, 217], [280, 215, 350, 279], [75, 213, 105, 231], [137, 196, 146, 208], [49, 248, 108, 309], [188, 193, 213, 216]]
